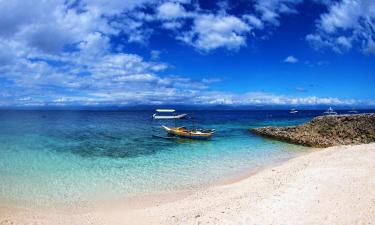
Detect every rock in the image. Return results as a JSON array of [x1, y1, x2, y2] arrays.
[[250, 114, 375, 147]]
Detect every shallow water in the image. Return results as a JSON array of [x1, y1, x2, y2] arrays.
[[0, 110, 371, 206]]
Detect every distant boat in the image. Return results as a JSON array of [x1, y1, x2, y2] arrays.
[[162, 125, 214, 140], [290, 109, 298, 114], [152, 109, 187, 119], [323, 107, 337, 115], [348, 108, 358, 113]]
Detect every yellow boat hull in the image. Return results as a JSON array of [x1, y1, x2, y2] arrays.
[[162, 126, 213, 140]]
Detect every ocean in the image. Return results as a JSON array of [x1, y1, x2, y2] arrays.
[[0, 109, 372, 206]]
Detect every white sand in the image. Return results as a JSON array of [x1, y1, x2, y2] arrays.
[[1, 143, 375, 225]]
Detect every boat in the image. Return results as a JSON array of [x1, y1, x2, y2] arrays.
[[348, 107, 358, 113], [162, 125, 214, 140], [152, 109, 187, 119], [323, 107, 337, 115], [152, 110, 214, 140], [290, 109, 298, 114]]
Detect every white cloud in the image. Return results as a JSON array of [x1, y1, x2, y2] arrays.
[[363, 39, 375, 54], [336, 36, 352, 50], [319, 0, 362, 33], [161, 20, 184, 30], [152, 0, 310, 52], [254, 0, 303, 26], [79, 0, 155, 16], [179, 91, 364, 106], [157, 2, 187, 20], [179, 14, 251, 51], [242, 15, 264, 29], [150, 50, 162, 60], [169, 0, 306, 51], [307, 0, 375, 54], [284, 55, 298, 63]]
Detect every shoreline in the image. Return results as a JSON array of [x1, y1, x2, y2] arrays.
[[1, 143, 374, 224]]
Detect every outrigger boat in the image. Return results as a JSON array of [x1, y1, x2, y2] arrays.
[[290, 108, 298, 114], [162, 126, 214, 140], [152, 109, 187, 119], [323, 107, 337, 115], [348, 107, 358, 113]]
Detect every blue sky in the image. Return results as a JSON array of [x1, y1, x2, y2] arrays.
[[0, 0, 374, 107]]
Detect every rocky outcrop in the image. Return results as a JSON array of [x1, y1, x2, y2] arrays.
[[251, 114, 375, 147]]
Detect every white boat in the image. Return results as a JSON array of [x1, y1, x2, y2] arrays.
[[152, 109, 187, 119], [290, 109, 298, 114], [323, 107, 337, 115], [348, 107, 358, 113]]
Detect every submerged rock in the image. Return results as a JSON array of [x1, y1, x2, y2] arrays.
[[251, 114, 375, 147]]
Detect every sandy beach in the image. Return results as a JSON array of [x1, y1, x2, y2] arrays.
[[1, 143, 374, 225]]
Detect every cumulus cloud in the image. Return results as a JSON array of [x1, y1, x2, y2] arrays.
[[284, 55, 299, 63], [162, 0, 306, 51], [178, 14, 251, 51], [254, 0, 303, 26], [307, 0, 375, 54], [157, 2, 187, 20], [166, 0, 306, 51], [242, 14, 264, 29]]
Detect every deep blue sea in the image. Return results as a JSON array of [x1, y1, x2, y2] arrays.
[[0, 110, 373, 206]]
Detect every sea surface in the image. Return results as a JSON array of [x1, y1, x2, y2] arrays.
[[0, 110, 372, 206]]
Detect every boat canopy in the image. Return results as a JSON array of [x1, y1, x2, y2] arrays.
[[156, 109, 175, 112]]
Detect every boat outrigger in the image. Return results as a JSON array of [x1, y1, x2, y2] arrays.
[[152, 109, 187, 119], [162, 126, 214, 140]]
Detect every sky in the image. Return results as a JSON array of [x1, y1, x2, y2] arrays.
[[0, 0, 374, 108]]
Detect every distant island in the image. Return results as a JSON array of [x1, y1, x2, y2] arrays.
[[251, 114, 375, 147]]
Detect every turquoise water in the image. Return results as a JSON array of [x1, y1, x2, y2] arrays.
[[0, 110, 361, 206]]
